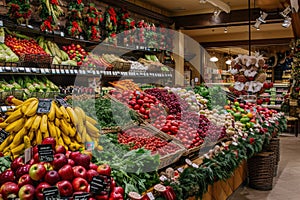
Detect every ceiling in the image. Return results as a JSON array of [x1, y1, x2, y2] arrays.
[[127, 0, 295, 54]]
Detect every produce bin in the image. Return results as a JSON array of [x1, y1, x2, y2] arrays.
[[263, 137, 280, 176]]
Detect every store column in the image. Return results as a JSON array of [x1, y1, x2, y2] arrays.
[[173, 29, 185, 86]]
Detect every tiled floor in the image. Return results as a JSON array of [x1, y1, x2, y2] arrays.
[[229, 134, 300, 200]]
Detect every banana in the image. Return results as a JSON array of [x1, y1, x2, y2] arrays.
[[28, 130, 35, 141], [55, 126, 61, 138], [24, 115, 37, 129], [40, 114, 48, 134], [0, 135, 13, 152], [5, 108, 23, 123], [10, 143, 25, 159], [43, 131, 50, 138], [68, 125, 76, 137], [69, 141, 82, 152], [48, 121, 57, 138], [85, 131, 93, 142], [60, 106, 70, 122], [0, 122, 8, 129], [86, 115, 98, 125], [31, 115, 42, 132], [21, 98, 38, 114], [54, 103, 63, 119], [61, 132, 71, 145], [47, 101, 56, 121], [24, 100, 39, 117], [60, 119, 70, 136], [66, 107, 78, 126], [24, 136, 31, 149], [5, 117, 25, 133], [76, 107, 86, 124], [75, 132, 82, 143], [73, 107, 84, 134], [36, 129, 43, 144], [86, 121, 100, 138], [11, 127, 28, 147], [55, 118, 61, 127]]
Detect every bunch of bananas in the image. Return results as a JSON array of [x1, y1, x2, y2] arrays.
[[37, 36, 76, 66], [0, 98, 101, 158]]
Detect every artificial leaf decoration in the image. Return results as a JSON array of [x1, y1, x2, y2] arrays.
[[83, 3, 103, 41], [7, 0, 32, 24]]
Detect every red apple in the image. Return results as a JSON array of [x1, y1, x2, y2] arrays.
[[55, 145, 66, 154], [72, 177, 88, 192], [73, 166, 87, 179], [68, 159, 75, 166], [41, 137, 56, 149], [18, 174, 33, 188], [29, 163, 46, 181], [32, 146, 38, 155], [89, 162, 98, 170], [35, 182, 50, 200], [16, 164, 30, 179], [56, 180, 73, 197], [18, 184, 35, 200], [86, 169, 99, 182], [95, 194, 109, 200], [33, 153, 40, 163], [73, 153, 90, 170], [10, 157, 24, 171], [0, 169, 15, 185], [58, 164, 74, 181], [52, 153, 68, 170], [44, 170, 60, 186], [97, 164, 111, 176], [69, 151, 80, 160], [0, 182, 19, 199]]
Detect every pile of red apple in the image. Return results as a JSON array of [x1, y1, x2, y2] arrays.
[[0, 137, 124, 200], [5, 35, 48, 56], [62, 44, 88, 66], [110, 90, 166, 120]]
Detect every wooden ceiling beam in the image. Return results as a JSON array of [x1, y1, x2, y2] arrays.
[[100, 0, 173, 24], [174, 8, 285, 30], [291, 12, 300, 38]]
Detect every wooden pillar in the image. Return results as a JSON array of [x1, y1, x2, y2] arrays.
[[173, 30, 185, 86]]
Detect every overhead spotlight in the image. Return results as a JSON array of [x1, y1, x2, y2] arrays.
[[210, 56, 219, 62], [282, 17, 292, 28], [211, 9, 222, 23], [225, 59, 232, 65], [214, 9, 221, 17], [280, 6, 292, 18], [258, 11, 268, 23]]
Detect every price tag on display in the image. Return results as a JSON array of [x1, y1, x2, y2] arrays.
[[56, 69, 60, 74], [65, 69, 70, 74], [192, 163, 199, 168], [60, 32, 65, 37], [70, 69, 74, 74], [12, 67, 18, 72], [1, 106, 7, 112], [43, 186, 60, 200], [37, 99, 52, 114], [31, 68, 37, 73], [73, 193, 89, 200], [40, 68, 45, 74], [0, 20, 3, 27], [147, 192, 155, 200], [79, 70, 83, 74], [185, 158, 193, 166], [177, 167, 184, 173], [85, 142, 94, 151], [60, 69, 65, 74], [38, 144, 54, 162], [24, 147, 33, 164], [90, 175, 111, 195], [232, 141, 238, 146], [51, 69, 56, 74], [55, 97, 69, 108], [5, 66, 12, 71], [74, 69, 78, 74], [0, 129, 9, 144], [45, 68, 50, 74], [18, 67, 25, 72], [0, 67, 3, 73], [159, 175, 168, 182]]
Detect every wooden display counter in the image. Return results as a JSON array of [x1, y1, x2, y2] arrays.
[[188, 160, 247, 200]]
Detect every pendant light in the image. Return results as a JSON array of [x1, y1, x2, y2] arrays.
[[209, 52, 218, 62]]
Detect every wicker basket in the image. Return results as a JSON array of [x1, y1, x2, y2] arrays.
[[263, 138, 280, 177], [247, 151, 275, 190]]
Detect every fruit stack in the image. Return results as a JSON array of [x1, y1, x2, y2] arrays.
[[0, 97, 101, 158], [62, 44, 88, 66], [0, 137, 124, 199]]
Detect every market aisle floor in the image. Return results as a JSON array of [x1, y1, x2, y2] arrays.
[[229, 134, 300, 200]]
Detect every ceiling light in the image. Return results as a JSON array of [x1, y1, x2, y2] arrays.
[[225, 59, 232, 65], [224, 27, 228, 33], [210, 56, 219, 62], [280, 6, 291, 18], [214, 9, 221, 17], [282, 17, 292, 28]]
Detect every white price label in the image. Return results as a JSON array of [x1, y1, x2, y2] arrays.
[[185, 158, 192, 166], [0, 20, 3, 27], [45, 69, 50, 73], [65, 69, 70, 74], [159, 175, 168, 182], [40, 69, 45, 74], [74, 70, 78, 74], [56, 69, 60, 74], [70, 69, 74, 74], [177, 168, 184, 173], [60, 32, 65, 37], [24, 147, 33, 164], [51, 69, 56, 74], [60, 69, 65, 74], [192, 163, 199, 168], [31, 68, 37, 73], [147, 192, 155, 200], [96, 70, 100, 75], [232, 141, 238, 146]]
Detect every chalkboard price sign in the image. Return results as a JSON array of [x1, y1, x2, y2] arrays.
[[90, 175, 111, 195], [0, 129, 9, 144], [43, 186, 60, 200], [38, 144, 54, 162], [37, 99, 52, 114]]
